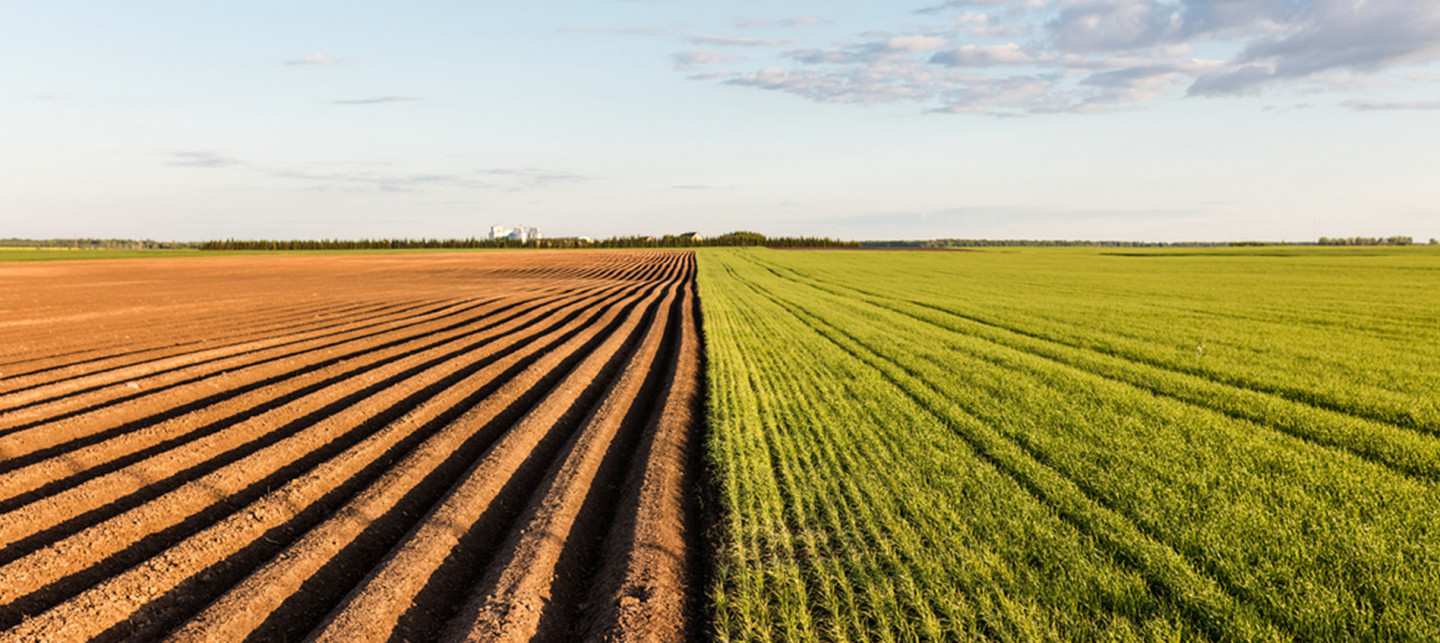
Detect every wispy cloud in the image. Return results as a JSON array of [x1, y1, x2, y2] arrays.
[[732, 17, 771, 29], [1343, 98, 1440, 111], [161, 151, 585, 192], [782, 16, 826, 28], [332, 96, 421, 105], [672, 50, 743, 70], [689, 1, 1440, 116], [679, 1, 1440, 115], [167, 151, 241, 168], [687, 71, 740, 81], [687, 35, 804, 47], [475, 168, 590, 189], [285, 52, 352, 66], [731, 16, 826, 29], [36, 93, 64, 101], [930, 43, 1052, 67]]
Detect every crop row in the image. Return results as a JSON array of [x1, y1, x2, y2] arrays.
[[699, 247, 1440, 642]]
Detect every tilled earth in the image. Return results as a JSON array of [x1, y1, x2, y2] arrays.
[[0, 250, 703, 642]]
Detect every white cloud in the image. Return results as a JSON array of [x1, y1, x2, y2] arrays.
[[931, 43, 1054, 66], [688, 70, 741, 81], [672, 50, 743, 70], [915, 0, 1018, 15], [162, 151, 585, 193], [729, 16, 825, 29], [782, 16, 826, 28], [687, 35, 804, 47], [685, 1, 1440, 115], [1343, 99, 1440, 111], [886, 36, 948, 53]]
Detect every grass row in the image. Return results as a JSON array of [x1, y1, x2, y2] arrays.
[[699, 247, 1440, 641]]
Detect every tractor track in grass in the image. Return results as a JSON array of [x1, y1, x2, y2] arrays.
[[0, 250, 705, 643]]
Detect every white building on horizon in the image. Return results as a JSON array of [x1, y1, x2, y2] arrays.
[[489, 225, 541, 243]]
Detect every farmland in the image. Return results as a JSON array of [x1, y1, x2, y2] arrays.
[[0, 251, 702, 642], [4, 245, 1439, 642], [699, 246, 1440, 642]]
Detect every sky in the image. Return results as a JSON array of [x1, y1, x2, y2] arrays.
[[3, 0, 1438, 242]]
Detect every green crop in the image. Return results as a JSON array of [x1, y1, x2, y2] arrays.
[[698, 246, 1440, 642]]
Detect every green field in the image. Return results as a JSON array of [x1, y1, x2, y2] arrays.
[[698, 246, 1440, 642]]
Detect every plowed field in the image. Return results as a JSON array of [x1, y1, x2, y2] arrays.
[[0, 250, 704, 642]]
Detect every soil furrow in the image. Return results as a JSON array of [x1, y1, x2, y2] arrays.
[[0, 288, 618, 509], [0, 250, 705, 643], [160, 282, 660, 643], [0, 299, 420, 394], [0, 287, 612, 568], [0, 299, 399, 381], [443, 278, 680, 642], [581, 261, 704, 643], [0, 284, 654, 643], [0, 297, 485, 448], [306, 276, 676, 643], [0, 288, 585, 441], [0, 298, 355, 365], [0, 297, 476, 416]]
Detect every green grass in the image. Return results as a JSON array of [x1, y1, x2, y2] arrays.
[[698, 246, 1440, 642]]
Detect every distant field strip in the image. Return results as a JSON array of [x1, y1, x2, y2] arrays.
[[699, 247, 1440, 642], [0, 251, 703, 642]]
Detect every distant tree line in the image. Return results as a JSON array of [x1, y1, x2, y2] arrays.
[[0, 238, 199, 250], [198, 231, 858, 251], [1316, 236, 1414, 246]]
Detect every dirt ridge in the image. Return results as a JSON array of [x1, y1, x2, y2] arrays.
[[0, 250, 704, 643]]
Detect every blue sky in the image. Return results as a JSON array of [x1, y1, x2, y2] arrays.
[[3, 1, 1438, 242]]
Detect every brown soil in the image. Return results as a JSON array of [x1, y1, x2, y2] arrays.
[[0, 251, 704, 642]]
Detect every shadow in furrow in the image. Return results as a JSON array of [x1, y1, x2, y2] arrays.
[[0, 293, 550, 442], [0, 295, 599, 572], [0, 292, 615, 631], [0, 291, 613, 493], [0, 301, 506, 476], [92, 294, 636, 643], [530, 279, 683, 642], [380, 287, 668, 643], [0, 299, 378, 375], [0, 299, 438, 403]]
